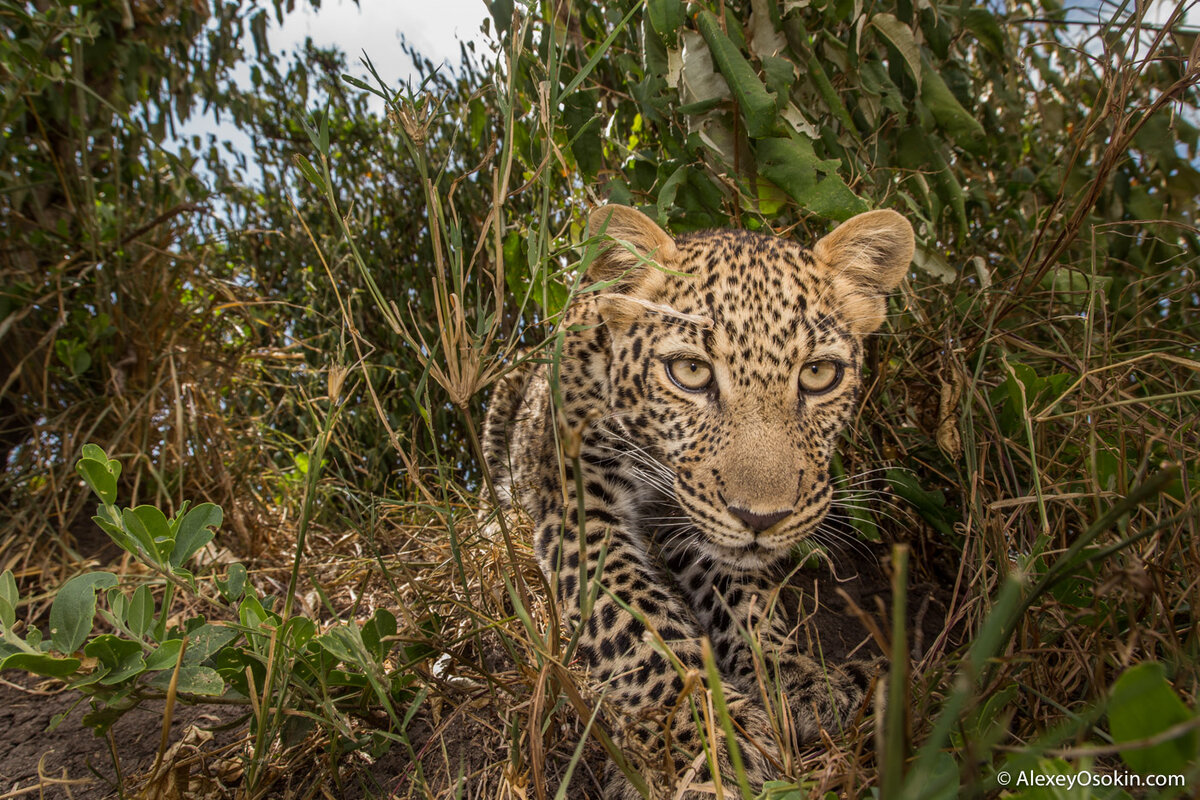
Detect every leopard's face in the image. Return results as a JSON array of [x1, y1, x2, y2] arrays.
[[589, 209, 912, 569]]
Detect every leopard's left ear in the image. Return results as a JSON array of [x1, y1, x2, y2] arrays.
[[813, 209, 914, 293]]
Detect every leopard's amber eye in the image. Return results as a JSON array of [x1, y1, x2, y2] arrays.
[[667, 358, 713, 392], [799, 360, 842, 394]]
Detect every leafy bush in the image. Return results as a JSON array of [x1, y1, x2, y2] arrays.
[[0, 444, 429, 794], [1, 0, 1197, 797]]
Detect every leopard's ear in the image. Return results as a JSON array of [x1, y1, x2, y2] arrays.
[[586, 205, 678, 288], [813, 209, 914, 293]]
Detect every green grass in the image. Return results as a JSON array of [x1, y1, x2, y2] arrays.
[[1, 0, 1198, 798]]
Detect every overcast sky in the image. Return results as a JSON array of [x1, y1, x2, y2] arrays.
[[274, 0, 493, 89], [179, 2, 492, 160]]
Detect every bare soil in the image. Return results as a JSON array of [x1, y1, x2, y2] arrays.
[[0, 671, 243, 798]]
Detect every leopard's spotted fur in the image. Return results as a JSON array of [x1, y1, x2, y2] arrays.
[[483, 205, 914, 798]]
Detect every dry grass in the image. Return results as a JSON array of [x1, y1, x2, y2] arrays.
[[2, 2, 1198, 799]]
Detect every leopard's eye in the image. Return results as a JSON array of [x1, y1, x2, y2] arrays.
[[667, 358, 714, 392], [799, 360, 843, 394]]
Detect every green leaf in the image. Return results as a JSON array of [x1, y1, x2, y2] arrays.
[[83, 635, 145, 685], [133, 505, 172, 544], [49, 572, 119, 654], [107, 587, 127, 624], [128, 585, 154, 637], [249, 8, 268, 58], [315, 626, 359, 664], [961, 8, 1006, 59], [757, 137, 868, 221], [362, 608, 397, 662], [899, 750, 958, 800], [145, 639, 184, 671], [920, 57, 986, 155], [293, 154, 326, 191], [170, 502, 222, 568], [488, 0, 513, 35], [283, 617, 317, 650], [327, 667, 370, 688], [148, 664, 224, 695], [340, 73, 376, 95], [467, 97, 487, 149], [80, 443, 107, 462], [655, 163, 689, 223], [912, 246, 957, 284], [886, 469, 959, 536], [760, 56, 794, 110], [756, 782, 804, 800], [0, 652, 82, 678], [871, 14, 922, 87], [122, 506, 166, 563], [0, 570, 17, 630], [239, 594, 277, 649], [166, 499, 189, 539], [563, 90, 602, 179], [92, 510, 135, 554], [76, 459, 118, 506], [184, 624, 240, 665], [81, 691, 140, 735], [695, 10, 776, 139], [56, 340, 91, 376], [1109, 662, 1199, 775], [76, 445, 121, 505], [172, 567, 195, 590], [1039, 267, 1112, 309], [646, 0, 686, 47], [218, 563, 247, 602]]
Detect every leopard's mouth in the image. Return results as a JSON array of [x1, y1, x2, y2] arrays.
[[664, 488, 833, 568]]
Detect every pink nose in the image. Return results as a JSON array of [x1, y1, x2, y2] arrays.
[[727, 505, 791, 532]]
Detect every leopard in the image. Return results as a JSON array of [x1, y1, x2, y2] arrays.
[[482, 204, 915, 798]]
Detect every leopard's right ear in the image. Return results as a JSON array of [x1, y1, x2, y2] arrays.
[[812, 209, 915, 293], [585, 205, 678, 289]]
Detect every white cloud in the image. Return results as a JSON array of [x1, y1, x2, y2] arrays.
[[273, 0, 494, 92]]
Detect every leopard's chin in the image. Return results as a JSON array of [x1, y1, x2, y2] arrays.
[[697, 537, 791, 570]]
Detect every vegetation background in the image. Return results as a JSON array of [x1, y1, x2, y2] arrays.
[[1, 0, 1198, 798]]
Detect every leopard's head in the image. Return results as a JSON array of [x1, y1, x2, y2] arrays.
[[585, 205, 913, 567]]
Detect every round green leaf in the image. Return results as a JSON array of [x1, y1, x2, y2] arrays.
[[148, 664, 225, 695], [76, 459, 118, 506], [83, 634, 146, 685], [122, 506, 168, 562], [49, 572, 119, 654], [218, 563, 247, 602], [170, 502, 222, 568], [145, 639, 184, 671], [80, 443, 107, 462], [1, 652, 82, 679], [1109, 662, 1199, 775], [183, 623, 240, 665]]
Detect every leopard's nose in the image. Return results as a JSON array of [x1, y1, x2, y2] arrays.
[[727, 505, 791, 532]]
